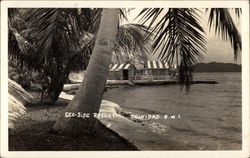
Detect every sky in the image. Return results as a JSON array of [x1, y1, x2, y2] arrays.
[[123, 8, 241, 64]]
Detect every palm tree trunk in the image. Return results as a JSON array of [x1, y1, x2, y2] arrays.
[[42, 62, 72, 105], [42, 79, 64, 104], [52, 9, 119, 135]]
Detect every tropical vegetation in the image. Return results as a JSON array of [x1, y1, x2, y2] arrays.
[[8, 8, 150, 104]]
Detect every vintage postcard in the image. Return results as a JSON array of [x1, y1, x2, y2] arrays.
[[1, 0, 249, 158]]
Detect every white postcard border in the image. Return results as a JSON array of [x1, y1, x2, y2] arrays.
[[1, 1, 249, 158]]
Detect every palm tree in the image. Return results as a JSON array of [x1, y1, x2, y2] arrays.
[[8, 8, 150, 104], [52, 9, 120, 134], [9, 8, 87, 104]]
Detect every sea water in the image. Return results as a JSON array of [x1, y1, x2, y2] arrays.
[[103, 72, 242, 150]]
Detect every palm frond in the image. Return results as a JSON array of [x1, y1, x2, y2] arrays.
[[71, 22, 152, 69], [9, 8, 91, 73], [70, 38, 95, 72], [8, 26, 40, 70], [113, 23, 151, 67], [119, 8, 129, 23], [207, 8, 241, 60], [8, 8, 17, 24], [78, 8, 102, 34], [234, 8, 241, 18], [9, 27, 35, 55], [8, 9, 29, 33], [138, 8, 206, 91], [22, 8, 84, 61]]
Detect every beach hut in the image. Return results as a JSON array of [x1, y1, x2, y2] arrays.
[[137, 60, 176, 80], [108, 63, 136, 80]]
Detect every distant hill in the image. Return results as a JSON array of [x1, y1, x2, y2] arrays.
[[192, 62, 241, 72]]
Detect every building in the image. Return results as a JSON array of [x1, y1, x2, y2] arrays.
[[108, 61, 177, 81], [134, 61, 176, 80], [108, 63, 136, 80]]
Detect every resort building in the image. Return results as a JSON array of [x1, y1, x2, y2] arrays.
[[108, 63, 136, 80], [135, 61, 176, 80], [108, 61, 177, 81]]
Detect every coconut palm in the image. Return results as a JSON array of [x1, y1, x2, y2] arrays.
[[53, 9, 120, 134], [8, 8, 151, 104], [9, 8, 85, 104]]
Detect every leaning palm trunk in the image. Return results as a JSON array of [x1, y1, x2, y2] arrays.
[[53, 9, 119, 134], [9, 79, 32, 129]]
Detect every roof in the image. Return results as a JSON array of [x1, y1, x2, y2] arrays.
[[145, 61, 171, 69], [109, 64, 133, 71]]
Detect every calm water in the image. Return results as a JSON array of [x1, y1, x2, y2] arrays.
[[103, 73, 242, 150]]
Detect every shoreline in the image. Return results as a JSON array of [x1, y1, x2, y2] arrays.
[[64, 79, 218, 94], [59, 92, 190, 150]]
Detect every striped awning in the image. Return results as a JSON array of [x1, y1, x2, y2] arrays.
[[109, 64, 131, 71], [145, 61, 170, 69]]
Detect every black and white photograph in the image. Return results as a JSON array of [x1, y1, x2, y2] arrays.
[[1, 1, 249, 158]]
